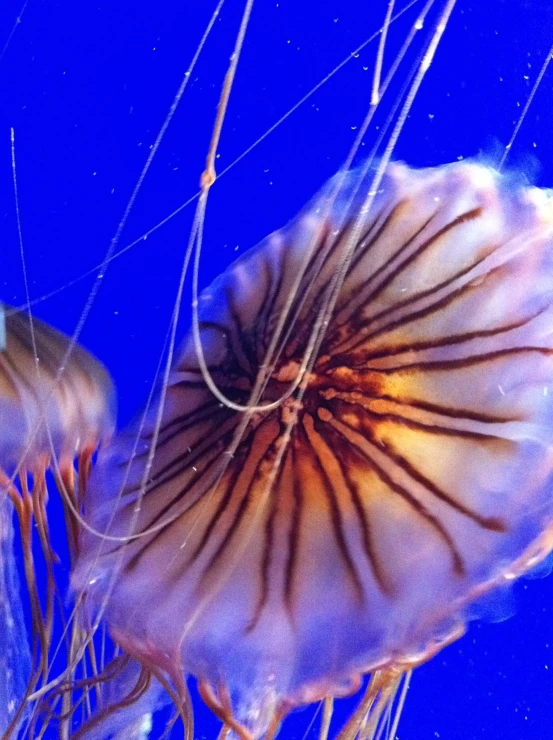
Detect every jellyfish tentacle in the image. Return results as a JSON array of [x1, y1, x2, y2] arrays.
[[335, 669, 404, 740], [319, 697, 334, 740], [198, 681, 253, 740]]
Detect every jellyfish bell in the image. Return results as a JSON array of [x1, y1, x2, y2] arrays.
[[0, 306, 115, 474], [0, 306, 115, 549], [73, 158, 553, 738]]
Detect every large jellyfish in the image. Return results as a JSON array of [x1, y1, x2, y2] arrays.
[[4, 0, 553, 738], [73, 158, 553, 738]]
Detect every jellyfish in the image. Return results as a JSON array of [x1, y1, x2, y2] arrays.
[[4, 0, 553, 737], [70, 157, 553, 739], [0, 304, 115, 734]]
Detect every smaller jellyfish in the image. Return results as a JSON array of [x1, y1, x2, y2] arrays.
[[0, 304, 115, 734], [74, 160, 553, 738]]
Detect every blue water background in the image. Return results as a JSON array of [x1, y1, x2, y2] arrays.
[[2, 1, 553, 737]]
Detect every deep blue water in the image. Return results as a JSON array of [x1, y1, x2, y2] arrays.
[[2, 0, 553, 737]]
